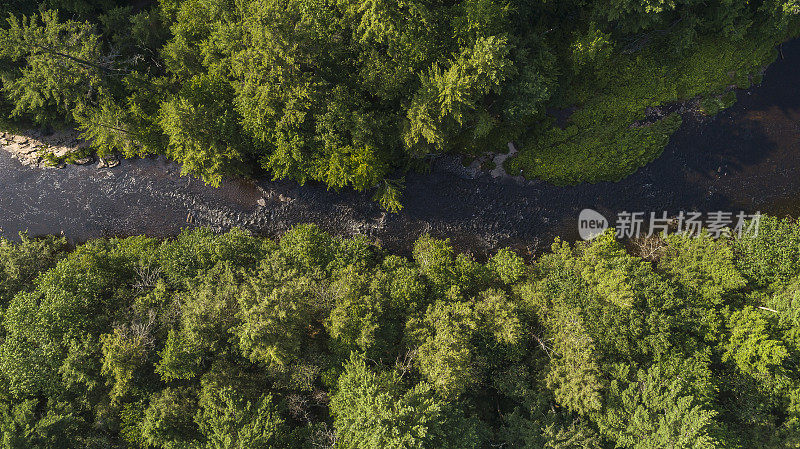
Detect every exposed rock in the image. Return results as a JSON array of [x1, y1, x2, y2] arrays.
[[98, 156, 120, 168], [488, 142, 525, 183], [74, 156, 94, 165], [18, 146, 39, 155], [52, 146, 73, 158], [0, 129, 97, 169]]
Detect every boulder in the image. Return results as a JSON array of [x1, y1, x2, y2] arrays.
[[98, 157, 120, 168], [52, 147, 72, 158], [18, 146, 39, 155]]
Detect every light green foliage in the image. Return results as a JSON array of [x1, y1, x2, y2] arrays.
[[0, 10, 104, 123], [404, 35, 512, 154], [571, 23, 613, 70], [660, 232, 747, 305], [156, 329, 203, 382], [375, 255, 429, 311], [599, 365, 720, 449], [326, 256, 429, 358], [196, 381, 287, 449], [578, 231, 643, 307], [500, 409, 603, 449], [325, 265, 387, 354], [723, 306, 790, 387], [120, 400, 148, 448], [179, 263, 242, 353], [0, 221, 797, 446], [0, 234, 67, 304], [141, 388, 201, 449], [412, 234, 496, 297], [330, 354, 485, 449], [101, 326, 151, 402], [236, 272, 318, 369], [733, 215, 800, 289], [488, 247, 527, 284], [0, 398, 89, 448], [769, 277, 800, 336], [373, 178, 405, 213], [1, 237, 151, 397], [330, 355, 445, 449], [410, 289, 523, 398], [0, 5, 168, 162], [528, 233, 732, 441], [525, 276, 604, 415], [277, 223, 337, 271], [413, 234, 457, 292], [157, 227, 269, 285], [158, 73, 249, 186]]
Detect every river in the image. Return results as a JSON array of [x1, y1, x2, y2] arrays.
[[1, 39, 799, 257]]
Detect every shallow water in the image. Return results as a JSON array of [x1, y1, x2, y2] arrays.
[[1, 39, 799, 257]]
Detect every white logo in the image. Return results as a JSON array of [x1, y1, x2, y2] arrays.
[[578, 209, 609, 240]]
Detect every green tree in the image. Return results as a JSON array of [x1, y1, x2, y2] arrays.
[[0, 10, 106, 123], [597, 365, 720, 449], [196, 381, 287, 449], [0, 234, 67, 304], [409, 289, 523, 398], [158, 73, 250, 186], [141, 388, 201, 449], [330, 354, 485, 449]]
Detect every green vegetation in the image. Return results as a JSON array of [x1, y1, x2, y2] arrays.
[[700, 91, 739, 116], [508, 35, 780, 184], [0, 1, 798, 206], [0, 218, 798, 447], [39, 144, 94, 167]]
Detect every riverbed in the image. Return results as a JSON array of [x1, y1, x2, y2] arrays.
[[1, 39, 799, 257]]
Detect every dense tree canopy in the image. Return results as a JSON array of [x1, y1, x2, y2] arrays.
[[0, 0, 798, 208], [0, 217, 797, 447]]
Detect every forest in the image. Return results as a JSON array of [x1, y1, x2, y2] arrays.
[[1, 1, 799, 448], [0, 217, 797, 448], [0, 0, 799, 208]]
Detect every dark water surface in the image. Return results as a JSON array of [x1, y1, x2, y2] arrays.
[[1, 40, 799, 257]]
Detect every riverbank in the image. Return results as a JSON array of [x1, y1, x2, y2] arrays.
[[0, 128, 118, 169]]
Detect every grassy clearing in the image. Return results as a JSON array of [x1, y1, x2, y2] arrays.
[[506, 35, 780, 185]]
